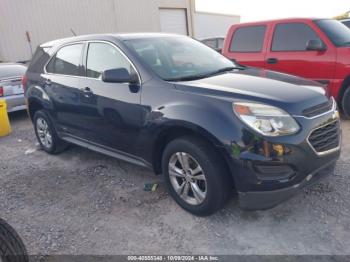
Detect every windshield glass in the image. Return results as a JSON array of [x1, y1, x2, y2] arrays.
[[124, 36, 237, 81], [315, 19, 350, 47]]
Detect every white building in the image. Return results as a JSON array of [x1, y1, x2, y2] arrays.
[[0, 0, 240, 62]]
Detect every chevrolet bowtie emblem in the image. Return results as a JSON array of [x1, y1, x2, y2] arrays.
[[333, 110, 340, 119]]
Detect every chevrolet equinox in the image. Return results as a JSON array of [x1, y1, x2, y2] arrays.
[[24, 34, 341, 216]]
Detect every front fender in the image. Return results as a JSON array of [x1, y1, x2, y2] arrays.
[[141, 98, 243, 185], [152, 100, 240, 148]]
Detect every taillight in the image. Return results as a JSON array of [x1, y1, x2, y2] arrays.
[[21, 75, 28, 91], [0, 86, 3, 97]]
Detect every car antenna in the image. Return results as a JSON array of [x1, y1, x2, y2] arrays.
[[70, 29, 77, 36]]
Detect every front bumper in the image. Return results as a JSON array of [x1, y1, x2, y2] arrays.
[[221, 103, 341, 211], [4, 94, 26, 112], [238, 160, 337, 210]]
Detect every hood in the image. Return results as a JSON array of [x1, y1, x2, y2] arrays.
[[174, 68, 328, 115]]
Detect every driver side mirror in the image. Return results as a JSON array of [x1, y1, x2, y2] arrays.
[[306, 39, 327, 51], [102, 68, 138, 84]]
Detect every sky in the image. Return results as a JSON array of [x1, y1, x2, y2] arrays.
[[195, 0, 350, 22]]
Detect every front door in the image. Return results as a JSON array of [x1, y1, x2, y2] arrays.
[[264, 22, 336, 85], [78, 42, 142, 154]]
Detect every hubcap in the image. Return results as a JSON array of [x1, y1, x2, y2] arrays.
[[36, 117, 52, 149], [168, 152, 207, 205]]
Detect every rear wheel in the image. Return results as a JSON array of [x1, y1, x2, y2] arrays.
[[33, 110, 68, 154], [162, 136, 232, 216], [342, 87, 350, 119]]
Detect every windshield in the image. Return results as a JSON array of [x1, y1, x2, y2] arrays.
[[124, 36, 237, 81], [315, 19, 350, 47]]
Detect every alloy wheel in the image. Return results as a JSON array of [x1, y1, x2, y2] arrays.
[[36, 117, 52, 149], [168, 152, 207, 205]]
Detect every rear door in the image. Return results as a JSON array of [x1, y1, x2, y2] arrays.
[[224, 24, 268, 67], [264, 22, 336, 84], [43, 43, 85, 135]]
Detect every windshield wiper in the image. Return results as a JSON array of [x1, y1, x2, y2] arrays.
[[206, 66, 242, 77], [165, 73, 211, 82], [166, 66, 243, 82]]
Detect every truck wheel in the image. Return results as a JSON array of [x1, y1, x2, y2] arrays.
[[162, 136, 232, 216], [342, 87, 350, 119], [0, 218, 28, 262], [33, 110, 68, 154]]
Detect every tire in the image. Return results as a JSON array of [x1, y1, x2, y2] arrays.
[[341, 87, 350, 120], [0, 218, 28, 262], [33, 110, 68, 154], [162, 136, 233, 216]]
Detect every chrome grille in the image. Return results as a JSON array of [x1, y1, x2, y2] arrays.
[[308, 121, 340, 154], [302, 99, 333, 118]]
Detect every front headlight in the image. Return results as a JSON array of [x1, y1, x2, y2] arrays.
[[233, 102, 300, 137]]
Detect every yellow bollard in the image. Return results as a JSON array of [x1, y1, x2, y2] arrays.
[[0, 99, 11, 137]]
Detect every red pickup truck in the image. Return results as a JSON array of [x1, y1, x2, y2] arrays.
[[222, 18, 350, 118]]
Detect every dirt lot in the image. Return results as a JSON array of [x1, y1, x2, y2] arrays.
[[0, 111, 350, 256]]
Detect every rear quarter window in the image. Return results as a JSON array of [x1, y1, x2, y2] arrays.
[[27, 47, 52, 73], [229, 26, 266, 52]]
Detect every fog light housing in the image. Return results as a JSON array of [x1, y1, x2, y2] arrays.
[[254, 164, 295, 180]]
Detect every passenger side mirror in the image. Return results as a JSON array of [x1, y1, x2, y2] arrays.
[[306, 39, 327, 51], [102, 68, 138, 84]]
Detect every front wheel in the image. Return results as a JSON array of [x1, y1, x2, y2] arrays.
[[342, 87, 350, 119], [162, 136, 233, 216]]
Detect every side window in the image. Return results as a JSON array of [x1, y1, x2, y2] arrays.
[[344, 21, 350, 28], [86, 42, 133, 79], [46, 44, 83, 76], [272, 23, 321, 51], [230, 26, 266, 52]]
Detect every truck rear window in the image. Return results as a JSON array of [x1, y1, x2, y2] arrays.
[[229, 26, 266, 52]]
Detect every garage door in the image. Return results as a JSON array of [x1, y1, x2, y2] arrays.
[[159, 8, 188, 35]]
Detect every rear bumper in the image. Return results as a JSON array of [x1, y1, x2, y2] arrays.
[[4, 94, 26, 112], [238, 160, 337, 210]]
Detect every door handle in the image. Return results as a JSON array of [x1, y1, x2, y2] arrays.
[[80, 87, 93, 97], [45, 79, 52, 85], [266, 58, 278, 64], [80, 87, 93, 93]]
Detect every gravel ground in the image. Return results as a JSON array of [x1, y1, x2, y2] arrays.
[[0, 111, 350, 256]]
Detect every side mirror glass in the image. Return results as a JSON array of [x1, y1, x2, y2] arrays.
[[102, 68, 138, 84], [306, 39, 327, 51]]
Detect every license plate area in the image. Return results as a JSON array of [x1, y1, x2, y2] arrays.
[[3, 84, 24, 96]]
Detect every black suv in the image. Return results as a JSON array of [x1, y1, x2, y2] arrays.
[[24, 34, 341, 216]]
